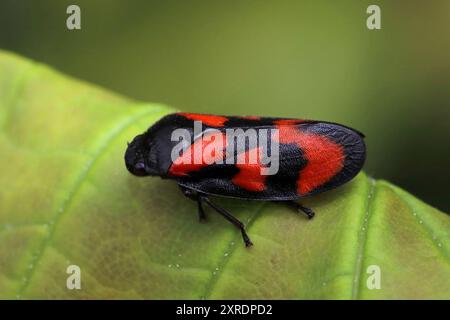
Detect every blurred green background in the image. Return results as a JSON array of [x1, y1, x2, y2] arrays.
[[0, 0, 449, 211]]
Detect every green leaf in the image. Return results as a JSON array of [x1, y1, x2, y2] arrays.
[[0, 51, 449, 299]]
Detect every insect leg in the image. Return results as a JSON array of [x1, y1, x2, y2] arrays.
[[280, 201, 315, 219], [296, 203, 315, 219], [179, 185, 196, 200], [200, 196, 253, 247], [178, 185, 207, 222], [196, 197, 207, 222]]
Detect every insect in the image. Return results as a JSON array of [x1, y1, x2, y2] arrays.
[[125, 113, 366, 247]]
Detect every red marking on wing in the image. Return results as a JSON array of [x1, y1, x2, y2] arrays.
[[178, 113, 228, 127], [274, 119, 305, 125], [276, 125, 344, 195], [168, 132, 227, 177], [232, 147, 266, 192]]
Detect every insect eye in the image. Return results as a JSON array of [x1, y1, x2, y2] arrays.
[[135, 162, 145, 170], [130, 161, 148, 176]]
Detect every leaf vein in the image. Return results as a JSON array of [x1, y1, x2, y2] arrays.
[[386, 184, 450, 261], [15, 106, 164, 298], [351, 177, 376, 299], [201, 201, 268, 299]]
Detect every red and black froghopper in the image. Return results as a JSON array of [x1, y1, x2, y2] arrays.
[[125, 113, 366, 247]]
